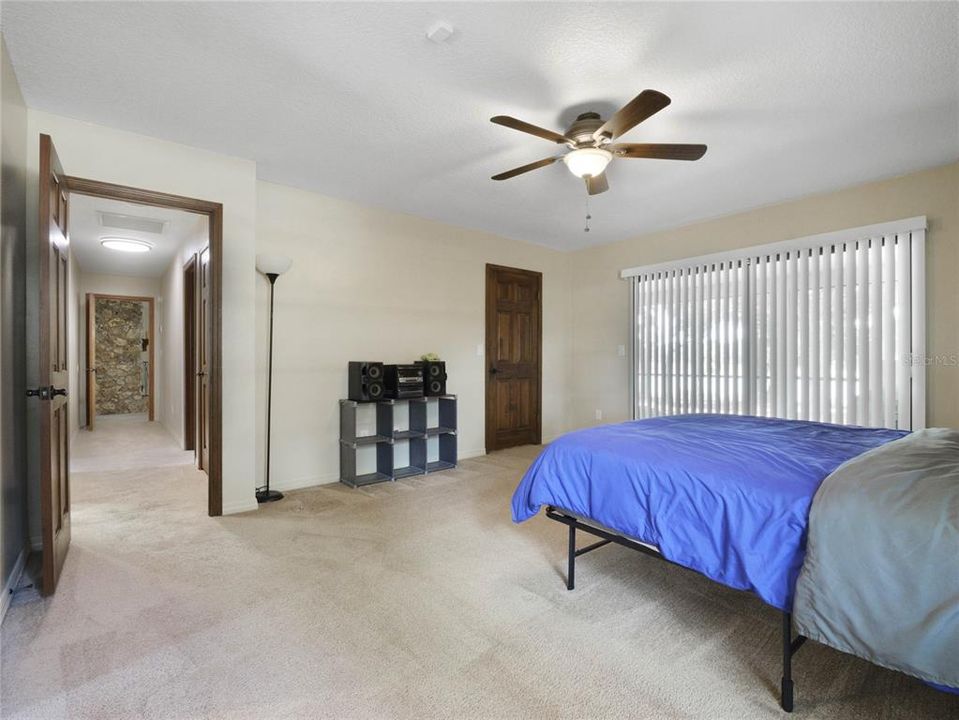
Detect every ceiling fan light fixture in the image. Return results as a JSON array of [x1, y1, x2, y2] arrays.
[[100, 237, 152, 253], [563, 148, 612, 179]]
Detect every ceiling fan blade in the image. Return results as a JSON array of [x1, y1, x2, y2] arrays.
[[586, 172, 609, 195], [491, 116, 569, 144], [594, 90, 671, 141], [609, 143, 707, 161], [491, 156, 559, 181]]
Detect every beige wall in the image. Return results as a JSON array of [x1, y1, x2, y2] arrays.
[[17, 110, 958, 519], [0, 35, 29, 600], [157, 217, 208, 448], [569, 162, 959, 430], [255, 181, 572, 491], [26, 111, 259, 515]]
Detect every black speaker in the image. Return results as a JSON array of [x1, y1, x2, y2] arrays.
[[416, 361, 447, 396], [348, 361, 385, 402], [384, 364, 424, 399]]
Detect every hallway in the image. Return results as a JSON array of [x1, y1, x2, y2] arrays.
[[72, 414, 197, 474], [65, 414, 205, 550]]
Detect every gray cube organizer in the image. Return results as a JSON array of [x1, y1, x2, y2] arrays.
[[339, 396, 457, 487]]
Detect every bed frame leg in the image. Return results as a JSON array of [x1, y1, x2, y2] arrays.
[[566, 524, 575, 590], [781, 611, 794, 712]]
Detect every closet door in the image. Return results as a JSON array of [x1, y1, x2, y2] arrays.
[[198, 247, 210, 472], [485, 264, 542, 451]]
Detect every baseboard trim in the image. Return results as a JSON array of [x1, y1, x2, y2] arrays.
[[1, 548, 29, 626], [458, 447, 486, 460], [270, 472, 339, 492], [263, 451, 490, 497], [221, 499, 259, 516]]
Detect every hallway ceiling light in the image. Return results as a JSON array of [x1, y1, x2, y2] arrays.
[[100, 237, 153, 253]]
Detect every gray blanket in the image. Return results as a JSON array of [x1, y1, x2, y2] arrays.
[[794, 428, 959, 688]]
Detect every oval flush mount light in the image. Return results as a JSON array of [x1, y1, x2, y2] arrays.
[[100, 237, 152, 253]]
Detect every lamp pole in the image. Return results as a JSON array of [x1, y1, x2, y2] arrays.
[[255, 256, 290, 503]]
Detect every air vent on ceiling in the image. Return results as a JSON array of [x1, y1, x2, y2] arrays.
[[98, 211, 166, 235]]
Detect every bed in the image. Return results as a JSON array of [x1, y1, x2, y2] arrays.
[[511, 414, 959, 711]]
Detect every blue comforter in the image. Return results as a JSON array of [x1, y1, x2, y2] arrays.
[[512, 415, 907, 610]]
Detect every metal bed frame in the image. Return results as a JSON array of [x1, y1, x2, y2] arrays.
[[545, 506, 807, 713]]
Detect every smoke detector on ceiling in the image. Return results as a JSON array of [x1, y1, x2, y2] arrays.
[[98, 211, 166, 235], [426, 21, 454, 44]]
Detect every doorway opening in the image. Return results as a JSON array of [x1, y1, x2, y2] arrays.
[[35, 135, 225, 597], [484, 263, 543, 452], [84, 294, 155, 428], [63, 176, 223, 517]]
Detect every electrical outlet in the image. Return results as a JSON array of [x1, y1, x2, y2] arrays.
[[476, 344, 484, 357], [617, 344, 626, 357], [595, 409, 603, 421]]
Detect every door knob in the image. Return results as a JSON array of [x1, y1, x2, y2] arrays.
[[25, 385, 67, 399], [489, 366, 498, 375]]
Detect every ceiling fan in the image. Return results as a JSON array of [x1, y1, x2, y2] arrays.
[[490, 89, 706, 195]]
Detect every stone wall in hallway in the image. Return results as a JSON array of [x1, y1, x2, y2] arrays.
[[96, 299, 147, 415]]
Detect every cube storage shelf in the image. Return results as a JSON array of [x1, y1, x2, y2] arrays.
[[339, 395, 457, 487]]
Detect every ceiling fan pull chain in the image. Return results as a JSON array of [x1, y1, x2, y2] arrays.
[[584, 193, 592, 233]]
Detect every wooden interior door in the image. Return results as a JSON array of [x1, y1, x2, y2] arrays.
[[85, 293, 96, 429], [146, 299, 155, 421], [37, 134, 71, 595], [198, 247, 210, 472], [183, 255, 197, 453], [485, 264, 542, 452]]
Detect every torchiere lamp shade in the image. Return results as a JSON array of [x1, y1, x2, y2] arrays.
[[256, 254, 293, 276]]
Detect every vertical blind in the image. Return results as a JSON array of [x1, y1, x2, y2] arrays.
[[624, 217, 926, 430]]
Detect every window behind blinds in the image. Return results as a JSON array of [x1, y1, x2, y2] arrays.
[[624, 217, 926, 430]]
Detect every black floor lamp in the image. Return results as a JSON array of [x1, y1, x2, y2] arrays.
[[256, 254, 293, 503]]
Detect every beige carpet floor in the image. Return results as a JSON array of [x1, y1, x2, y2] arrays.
[[1, 417, 956, 719]]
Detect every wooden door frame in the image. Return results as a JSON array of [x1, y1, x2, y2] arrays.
[[63, 175, 224, 517], [86, 293, 156, 422], [183, 254, 198, 453], [484, 263, 543, 452], [85, 293, 96, 430]]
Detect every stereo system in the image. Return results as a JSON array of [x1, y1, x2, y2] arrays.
[[384, 364, 423, 399], [348, 361, 385, 402], [348, 360, 448, 401]]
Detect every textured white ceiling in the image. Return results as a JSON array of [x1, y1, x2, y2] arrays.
[[5, 2, 958, 251], [69, 194, 206, 278]]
